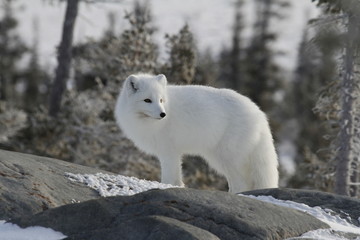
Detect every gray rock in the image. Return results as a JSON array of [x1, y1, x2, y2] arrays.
[[5, 150, 357, 240], [68, 215, 220, 240], [13, 188, 328, 240], [243, 188, 360, 227], [0, 149, 113, 220]]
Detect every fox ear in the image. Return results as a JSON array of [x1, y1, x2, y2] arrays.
[[155, 74, 167, 86], [126, 75, 139, 93]]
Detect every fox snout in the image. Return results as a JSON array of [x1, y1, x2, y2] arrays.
[[160, 112, 166, 118]]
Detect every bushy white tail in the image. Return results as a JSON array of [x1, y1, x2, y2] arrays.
[[249, 132, 279, 190]]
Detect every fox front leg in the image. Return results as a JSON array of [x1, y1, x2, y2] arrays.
[[159, 154, 184, 187]]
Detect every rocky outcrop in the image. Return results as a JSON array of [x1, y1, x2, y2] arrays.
[[244, 188, 360, 227], [12, 188, 328, 240], [0, 149, 113, 220], [1, 150, 359, 239]]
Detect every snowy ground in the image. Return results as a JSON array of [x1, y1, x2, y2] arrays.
[[65, 172, 179, 197], [1, 173, 359, 240], [0, 220, 66, 240]]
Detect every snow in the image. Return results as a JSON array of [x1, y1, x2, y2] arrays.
[[299, 229, 359, 240], [65, 172, 180, 197], [241, 194, 360, 240], [0, 220, 66, 240]]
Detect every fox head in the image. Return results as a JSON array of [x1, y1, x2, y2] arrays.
[[122, 74, 167, 120]]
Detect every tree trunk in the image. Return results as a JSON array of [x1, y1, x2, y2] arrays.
[[348, 13, 360, 197], [0, 75, 6, 101], [49, 0, 79, 116], [335, 13, 358, 196]]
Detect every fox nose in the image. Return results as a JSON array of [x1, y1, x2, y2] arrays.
[[160, 112, 166, 118]]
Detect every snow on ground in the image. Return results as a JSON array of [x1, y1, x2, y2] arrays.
[[300, 229, 360, 240], [0, 220, 66, 240], [241, 194, 360, 240], [65, 172, 179, 197]]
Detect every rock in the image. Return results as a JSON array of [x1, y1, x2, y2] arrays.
[[0, 149, 114, 220], [12, 188, 328, 240], [243, 188, 360, 227], [68, 215, 221, 240], [5, 150, 359, 240]]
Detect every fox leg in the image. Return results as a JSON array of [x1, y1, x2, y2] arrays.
[[159, 153, 184, 187]]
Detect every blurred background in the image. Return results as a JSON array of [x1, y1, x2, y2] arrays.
[[1, 0, 359, 197]]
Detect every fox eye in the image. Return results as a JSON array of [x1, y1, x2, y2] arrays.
[[144, 99, 152, 103], [160, 99, 163, 103]]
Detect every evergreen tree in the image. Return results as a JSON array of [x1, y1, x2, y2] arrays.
[[104, 11, 116, 39], [313, 0, 360, 196], [72, 0, 158, 94], [217, 0, 245, 90], [22, 18, 50, 112], [0, 0, 27, 102], [194, 49, 217, 86], [289, 24, 340, 190], [230, 0, 244, 90], [217, 48, 232, 88], [119, 1, 158, 76], [242, 0, 285, 112], [162, 24, 196, 85]]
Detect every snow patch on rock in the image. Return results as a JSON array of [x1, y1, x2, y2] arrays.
[[65, 172, 179, 197]]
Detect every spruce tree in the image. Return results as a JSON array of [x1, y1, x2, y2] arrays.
[[0, 0, 27, 102], [72, 0, 158, 93], [194, 49, 217, 86], [289, 24, 340, 190], [22, 19, 50, 112], [162, 24, 196, 85], [230, 0, 244, 90], [242, 0, 285, 112], [217, 0, 245, 90], [313, 0, 360, 196]]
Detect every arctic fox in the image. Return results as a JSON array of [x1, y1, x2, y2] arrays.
[[115, 73, 278, 193]]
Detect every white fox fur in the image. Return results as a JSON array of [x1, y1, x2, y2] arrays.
[[115, 73, 279, 193]]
